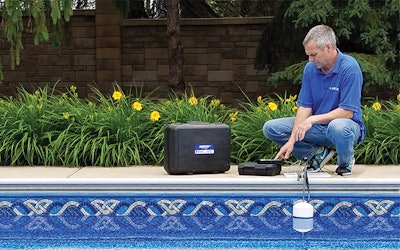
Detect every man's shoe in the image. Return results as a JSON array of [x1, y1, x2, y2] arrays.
[[307, 147, 335, 172], [335, 158, 355, 176]]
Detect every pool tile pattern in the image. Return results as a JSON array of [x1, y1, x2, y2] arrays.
[[1, 194, 400, 217], [1, 194, 400, 248]]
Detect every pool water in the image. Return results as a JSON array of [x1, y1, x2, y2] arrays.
[[0, 192, 399, 249]]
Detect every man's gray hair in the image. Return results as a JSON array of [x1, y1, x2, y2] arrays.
[[303, 25, 337, 49]]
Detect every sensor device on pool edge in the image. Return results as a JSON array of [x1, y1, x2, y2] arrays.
[[292, 157, 314, 233], [292, 201, 314, 233], [238, 159, 282, 176], [293, 201, 314, 218]]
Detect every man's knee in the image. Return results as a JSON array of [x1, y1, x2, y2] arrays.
[[263, 117, 294, 139], [327, 118, 358, 140], [327, 118, 348, 132], [263, 119, 283, 139], [262, 120, 273, 138]]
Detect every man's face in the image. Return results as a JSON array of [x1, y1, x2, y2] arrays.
[[304, 40, 331, 71]]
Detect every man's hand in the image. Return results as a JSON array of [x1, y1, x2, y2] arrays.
[[274, 107, 313, 160], [293, 119, 313, 141], [274, 141, 294, 160]]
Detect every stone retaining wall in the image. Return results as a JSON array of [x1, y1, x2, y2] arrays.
[[1, 3, 289, 104], [3, 4, 391, 104]]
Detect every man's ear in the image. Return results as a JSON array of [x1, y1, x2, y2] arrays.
[[326, 43, 334, 52]]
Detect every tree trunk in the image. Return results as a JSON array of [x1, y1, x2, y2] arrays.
[[166, 0, 185, 92]]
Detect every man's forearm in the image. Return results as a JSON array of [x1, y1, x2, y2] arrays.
[[306, 108, 353, 125]]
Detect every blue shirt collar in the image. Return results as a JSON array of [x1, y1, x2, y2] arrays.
[[331, 49, 343, 74]]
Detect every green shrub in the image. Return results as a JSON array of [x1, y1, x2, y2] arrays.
[[0, 84, 399, 166], [356, 98, 400, 164]]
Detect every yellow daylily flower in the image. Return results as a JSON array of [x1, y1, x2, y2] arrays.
[[372, 102, 381, 111], [229, 111, 238, 122], [132, 101, 143, 111], [286, 95, 297, 103], [150, 111, 160, 122], [210, 99, 220, 107], [188, 96, 198, 105], [112, 91, 123, 101], [268, 102, 278, 111]]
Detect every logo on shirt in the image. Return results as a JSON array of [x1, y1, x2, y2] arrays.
[[329, 87, 339, 91]]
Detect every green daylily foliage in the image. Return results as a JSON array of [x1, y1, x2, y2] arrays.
[[0, 84, 398, 166]]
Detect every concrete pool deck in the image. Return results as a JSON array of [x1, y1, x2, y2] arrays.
[[0, 164, 399, 193]]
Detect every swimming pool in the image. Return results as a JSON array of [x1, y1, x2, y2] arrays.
[[0, 191, 399, 249]]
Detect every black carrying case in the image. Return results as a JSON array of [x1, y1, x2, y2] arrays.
[[164, 122, 231, 175], [238, 159, 283, 176]]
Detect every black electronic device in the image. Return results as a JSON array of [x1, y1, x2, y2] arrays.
[[238, 159, 283, 176], [164, 122, 231, 175]]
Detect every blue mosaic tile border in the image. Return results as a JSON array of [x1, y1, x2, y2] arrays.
[[0, 193, 400, 244], [1, 214, 400, 241], [0, 193, 399, 217]]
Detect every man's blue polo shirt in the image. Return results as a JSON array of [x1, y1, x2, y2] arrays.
[[297, 49, 366, 142]]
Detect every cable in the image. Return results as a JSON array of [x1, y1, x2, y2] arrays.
[[282, 159, 311, 201], [303, 157, 311, 202]]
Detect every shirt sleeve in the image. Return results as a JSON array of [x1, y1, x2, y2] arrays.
[[297, 62, 314, 108], [338, 60, 363, 112]]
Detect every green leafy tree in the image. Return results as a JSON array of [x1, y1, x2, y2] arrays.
[[256, 0, 400, 92], [0, 0, 188, 92], [0, 0, 73, 79]]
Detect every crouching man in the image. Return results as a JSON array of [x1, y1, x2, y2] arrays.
[[263, 25, 365, 176]]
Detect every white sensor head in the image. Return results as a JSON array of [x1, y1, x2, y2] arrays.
[[293, 201, 314, 218]]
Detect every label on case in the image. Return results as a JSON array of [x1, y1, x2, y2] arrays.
[[194, 144, 215, 155]]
